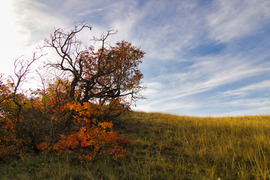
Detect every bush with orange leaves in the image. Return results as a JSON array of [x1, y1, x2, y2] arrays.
[[36, 101, 131, 161], [0, 118, 22, 159], [0, 76, 22, 159], [0, 76, 131, 161]]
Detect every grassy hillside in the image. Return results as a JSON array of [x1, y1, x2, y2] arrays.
[[1, 111, 270, 179]]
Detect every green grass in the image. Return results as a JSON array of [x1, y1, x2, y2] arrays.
[[1, 111, 270, 179]]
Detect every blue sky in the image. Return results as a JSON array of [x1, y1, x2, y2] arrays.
[[1, 0, 270, 116]]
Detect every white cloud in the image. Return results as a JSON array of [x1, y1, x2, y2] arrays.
[[0, 1, 20, 75], [11, 0, 71, 46], [222, 80, 270, 97], [214, 98, 270, 116], [0, 0, 77, 76], [207, 0, 270, 42], [77, 6, 112, 17]]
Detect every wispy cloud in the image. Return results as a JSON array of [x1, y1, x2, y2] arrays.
[[207, 0, 270, 42], [222, 80, 270, 98]]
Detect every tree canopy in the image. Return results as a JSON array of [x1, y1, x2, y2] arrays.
[[46, 24, 145, 104]]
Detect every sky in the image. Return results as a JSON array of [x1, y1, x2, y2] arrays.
[[1, 0, 270, 116]]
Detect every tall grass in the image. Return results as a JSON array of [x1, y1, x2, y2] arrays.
[[114, 112, 270, 179], [1, 111, 270, 179]]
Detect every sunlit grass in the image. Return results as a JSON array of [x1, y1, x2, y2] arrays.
[[1, 111, 270, 179], [115, 112, 270, 179]]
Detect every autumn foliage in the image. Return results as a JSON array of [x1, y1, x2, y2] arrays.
[[0, 24, 144, 161]]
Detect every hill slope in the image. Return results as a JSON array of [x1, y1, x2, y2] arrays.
[[1, 111, 270, 179], [114, 112, 270, 179]]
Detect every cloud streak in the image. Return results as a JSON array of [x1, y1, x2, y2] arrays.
[[207, 0, 270, 42]]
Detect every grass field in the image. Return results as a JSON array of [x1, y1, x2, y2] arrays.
[[1, 111, 270, 179]]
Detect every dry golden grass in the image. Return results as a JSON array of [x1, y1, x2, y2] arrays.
[[115, 112, 270, 179], [1, 111, 270, 179]]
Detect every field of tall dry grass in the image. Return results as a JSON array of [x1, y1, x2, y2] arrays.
[[1, 111, 270, 179]]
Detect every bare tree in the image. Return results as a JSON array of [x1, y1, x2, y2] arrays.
[[12, 47, 45, 121], [45, 23, 145, 106]]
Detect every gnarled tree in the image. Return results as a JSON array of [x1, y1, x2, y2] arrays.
[[45, 24, 145, 109]]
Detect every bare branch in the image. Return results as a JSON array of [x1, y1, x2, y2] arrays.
[[12, 48, 46, 120]]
